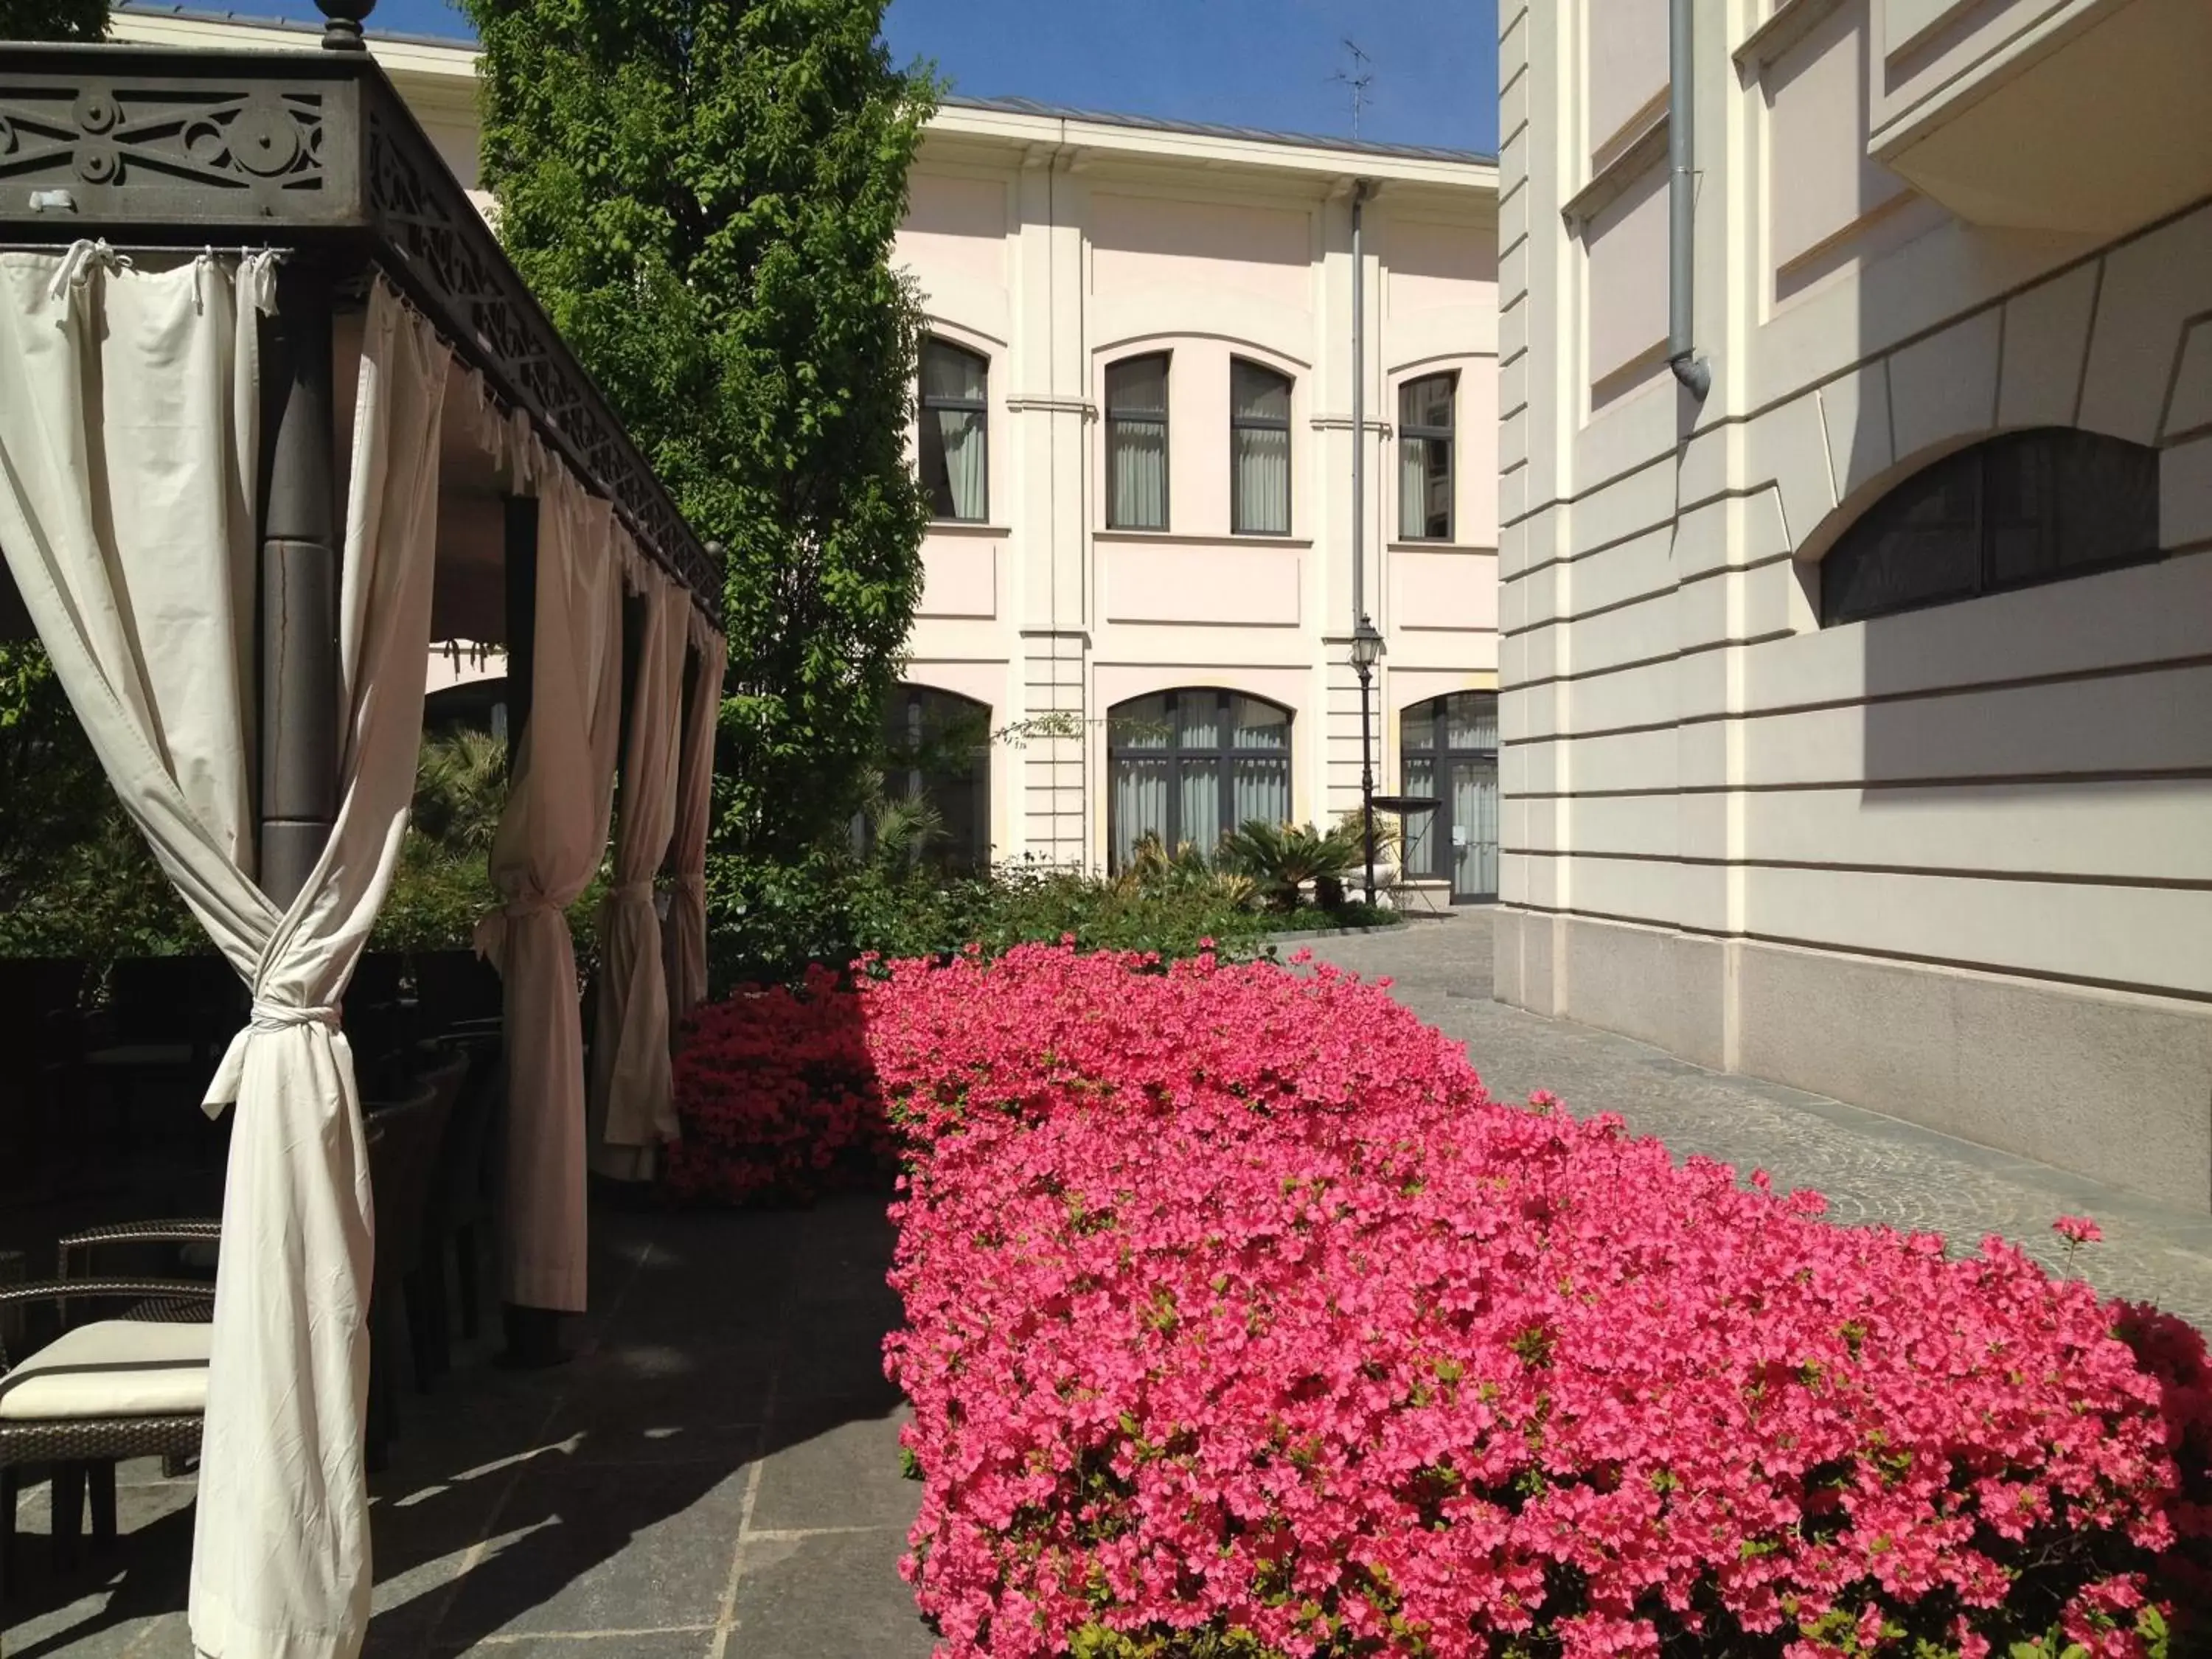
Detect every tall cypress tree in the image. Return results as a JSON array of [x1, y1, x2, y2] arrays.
[[464, 0, 937, 856]]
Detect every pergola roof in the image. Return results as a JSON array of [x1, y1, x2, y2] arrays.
[[0, 37, 722, 627]]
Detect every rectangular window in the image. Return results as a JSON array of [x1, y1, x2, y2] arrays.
[[1230, 360, 1292, 535], [1398, 372, 1456, 541], [1107, 355, 1170, 530], [919, 339, 988, 522]]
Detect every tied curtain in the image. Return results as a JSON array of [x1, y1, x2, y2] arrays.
[[590, 570, 688, 1183], [663, 626, 726, 1032], [920, 339, 987, 522], [0, 251, 450, 1659], [474, 467, 624, 1313]]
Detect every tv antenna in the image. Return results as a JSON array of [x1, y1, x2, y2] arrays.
[[1330, 38, 1374, 138]]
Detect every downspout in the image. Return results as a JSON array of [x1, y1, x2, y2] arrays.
[[1350, 179, 1371, 627], [1668, 0, 1711, 400]]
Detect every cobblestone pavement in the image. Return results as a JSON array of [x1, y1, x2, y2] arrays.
[[1310, 911, 2212, 1332]]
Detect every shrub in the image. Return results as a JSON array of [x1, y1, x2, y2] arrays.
[[666, 964, 894, 1206], [1217, 819, 1364, 913], [700, 850, 1280, 992], [677, 945, 2212, 1658]]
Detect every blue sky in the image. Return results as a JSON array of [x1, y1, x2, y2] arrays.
[[142, 0, 1497, 156]]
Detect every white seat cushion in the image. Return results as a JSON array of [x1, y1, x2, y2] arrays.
[[0, 1319, 212, 1421]]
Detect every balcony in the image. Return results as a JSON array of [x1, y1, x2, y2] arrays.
[[1867, 0, 2212, 234]]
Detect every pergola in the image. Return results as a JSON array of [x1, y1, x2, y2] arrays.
[[0, 7, 726, 1655]]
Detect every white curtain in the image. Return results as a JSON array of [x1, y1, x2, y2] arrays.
[[934, 409, 987, 521], [1230, 757, 1290, 829], [1110, 419, 1167, 529], [590, 570, 688, 1183], [1107, 356, 1169, 530], [664, 625, 726, 1033], [922, 341, 988, 522], [1178, 760, 1221, 855], [1231, 364, 1290, 535], [0, 251, 449, 1659], [1399, 433, 1431, 540], [1110, 758, 1168, 866], [1233, 425, 1290, 534], [475, 470, 624, 1313]]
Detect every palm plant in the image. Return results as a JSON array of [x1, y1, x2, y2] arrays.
[[411, 727, 508, 855], [1113, 832, 1259, 911], [1217, 819, 1364, 914], [848, 767, 947, 875]]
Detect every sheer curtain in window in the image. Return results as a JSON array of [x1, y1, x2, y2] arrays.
[[1113, 759, 1169, 864], [1399, 373, 1455, 540], [1228, 695, 1290, 827], [1231, 361, 1290, 535], [1455, 759, 1500, 899], [921, 341, 987, 522], [1107, 355, 1169, 529]]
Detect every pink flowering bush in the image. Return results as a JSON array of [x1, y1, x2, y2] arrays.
[[666, 966, 898, 1205], [678, 945, 2212, 1657]]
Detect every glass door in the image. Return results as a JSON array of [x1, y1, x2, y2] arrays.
[[1448, 756, 1499, 901], [1398, 692, 1500, 902]]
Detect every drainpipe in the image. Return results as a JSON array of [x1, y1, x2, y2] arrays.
[[1350, 180, 1371, 627], [1349, 179, 1380, 905], [1668, 0, 1711, 400]]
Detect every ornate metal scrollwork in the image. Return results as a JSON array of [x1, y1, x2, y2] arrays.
[[0, 45, 719, 625], [364, 98, 721, 618], [0, 78, 324, 194]]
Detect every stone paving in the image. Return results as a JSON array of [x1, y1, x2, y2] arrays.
[[1312, 910, 2212, 1332], [2, 1199, 937, 1659], [12, 915, 2212, 1656]]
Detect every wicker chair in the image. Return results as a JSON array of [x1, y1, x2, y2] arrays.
[[0, 1277, 217, 1604]]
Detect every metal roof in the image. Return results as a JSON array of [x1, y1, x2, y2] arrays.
[[106, 5, 1495, 168], [940, 93, 1495, 170], [111, 0, 482, 54]]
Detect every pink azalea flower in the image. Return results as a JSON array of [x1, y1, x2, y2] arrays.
[[668, 943, 2212, 1658]]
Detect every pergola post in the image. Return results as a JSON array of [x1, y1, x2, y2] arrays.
[[257, 262, 341, 906]]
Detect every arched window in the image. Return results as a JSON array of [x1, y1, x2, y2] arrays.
[[1106, 353, 1171, 529], [1820, 428, 2160, 625], [919, 338, 989, 523], [1399, 692, 1498, 902], [1230, 359, 1293, 535], [878, 685, 992, 872], [1399, 372, 1457, 540], [1107, 689, 1290, 869]]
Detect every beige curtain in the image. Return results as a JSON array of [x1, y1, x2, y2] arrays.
[[0, 252, 448, 1659], [664, 625, 727, 1031], [474, 468, 624, 1312], [588, 570, 687, 1181]]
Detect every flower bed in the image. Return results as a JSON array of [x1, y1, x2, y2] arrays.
[[675, 945, 2212, 1658]]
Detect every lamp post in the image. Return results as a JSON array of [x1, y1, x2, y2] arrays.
[[1350, 616, 1385, 905]]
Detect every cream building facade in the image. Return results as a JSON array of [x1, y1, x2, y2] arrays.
[[107, 5, 1503, 892], [1497, 0, 2212, 1205], [894, 103, 1499, 883]]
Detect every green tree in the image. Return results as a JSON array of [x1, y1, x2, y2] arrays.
[[463, 0, 938, 857], [0, 0, 104, 39]]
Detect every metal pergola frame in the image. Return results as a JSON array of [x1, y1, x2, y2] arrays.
[[0, 33, 720, 619], [1, 20, 722, 906]]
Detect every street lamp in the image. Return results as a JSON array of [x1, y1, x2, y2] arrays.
[[1349, 616, 1385, 906]]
